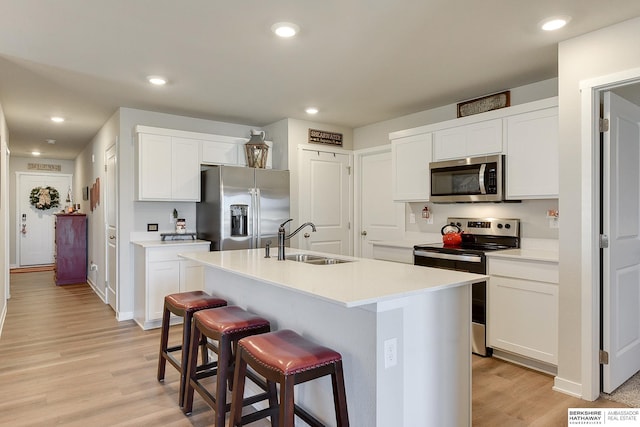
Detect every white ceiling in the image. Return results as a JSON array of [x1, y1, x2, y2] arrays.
[[1, 1, 639, 160]]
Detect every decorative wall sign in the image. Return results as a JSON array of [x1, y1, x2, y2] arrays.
[[28, 163, 62, 172], [308, 129, 343, 146], [457, 90, 511, 118], [90, 177, 100, 212]]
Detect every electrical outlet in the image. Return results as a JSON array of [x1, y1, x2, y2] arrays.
[[409, 213, 416, 224], [384, 338, 397, 369]]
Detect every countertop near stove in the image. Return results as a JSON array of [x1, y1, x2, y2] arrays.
[[486, 248, 559, 263], [180, 248, 486, 308]]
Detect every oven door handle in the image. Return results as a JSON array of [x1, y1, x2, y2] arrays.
[[414, 250, 483, 263]]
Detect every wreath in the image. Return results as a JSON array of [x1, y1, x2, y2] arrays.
[[30, 186, 60, 210]]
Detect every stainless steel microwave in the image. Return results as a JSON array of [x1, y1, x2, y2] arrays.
[[429, 155, 504, 203]]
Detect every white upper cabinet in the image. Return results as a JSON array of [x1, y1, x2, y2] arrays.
[[391, 133, 432, 201], [433, 118, 502, 161], [136, 131, 200, 202], [505, 106, 559, 199], [201, 137, 240, 165], [389, 97, 559, 201]]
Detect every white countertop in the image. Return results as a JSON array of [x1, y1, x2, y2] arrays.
[[180, 248, 486, 308], [131, 239, 211, 248], [486, 248, 559, 263]]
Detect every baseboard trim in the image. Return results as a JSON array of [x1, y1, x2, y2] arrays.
[[0, 302, 6, 339], [117, 311, 134, 321], [10, 264, 55, 274], [86, 277, 107, 303], [553, 376, 583, 398]]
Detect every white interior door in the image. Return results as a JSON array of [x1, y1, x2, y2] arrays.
[[106, 145, 117, 312], [298, 148, 352, 256], [356, 147, 404, 258], [602, 91, 640, 393], [17, 173, 72, 266]]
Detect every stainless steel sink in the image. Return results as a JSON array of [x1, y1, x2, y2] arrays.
[[285, 254, 352, 265]]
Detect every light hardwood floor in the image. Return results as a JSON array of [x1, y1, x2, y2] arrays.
[[0, 272, 627, 426]]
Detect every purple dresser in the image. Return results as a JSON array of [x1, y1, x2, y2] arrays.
[[54, 213, 87, 285]]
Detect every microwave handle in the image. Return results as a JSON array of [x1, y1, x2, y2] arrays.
[[478, 163, 487, 194]]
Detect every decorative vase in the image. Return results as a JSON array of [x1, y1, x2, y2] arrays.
[[244, 130, 269, 168]]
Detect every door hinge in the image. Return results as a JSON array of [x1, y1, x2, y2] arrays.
[[599, 234, 609, 249], [600, 349, 609, 365], [347, 166, 351, 175], [600, 118, 609, 133], [105, 164, 108, 172], [348, 222, 351, 230]]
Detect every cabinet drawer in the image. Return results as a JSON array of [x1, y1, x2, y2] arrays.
[[147, 244, 209, 262], [372, 245, 413, 264], [488, 257, 559, 284]]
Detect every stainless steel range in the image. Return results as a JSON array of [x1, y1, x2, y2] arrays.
[[413, 217, 520, 356]]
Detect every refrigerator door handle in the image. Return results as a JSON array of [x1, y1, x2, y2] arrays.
[[255, 188, 261, 248]]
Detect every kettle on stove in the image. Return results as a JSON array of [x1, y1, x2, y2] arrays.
[[441, 223, 463, 246]]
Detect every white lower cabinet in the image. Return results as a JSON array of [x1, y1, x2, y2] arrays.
[[134, 242, 210, 330], [488, 257, 559, 366]]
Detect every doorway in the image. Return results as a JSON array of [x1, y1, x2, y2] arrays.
[[297, 147, 352, 256], [105, 144, 117, 312], [16, 172, 72, 266], [580, 69, 640, 400], [354, 146, 404, 258], [599, 90, 640, 393]]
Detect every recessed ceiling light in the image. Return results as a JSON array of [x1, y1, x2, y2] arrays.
[[271, 22, 300, 38], [46, 139, 56, 144], [147, 75, 167, 86], [32, 151, 41, 156], [305, 107, 319, 115], [540, 16, 571, 31], [51, 116, 65, 123]]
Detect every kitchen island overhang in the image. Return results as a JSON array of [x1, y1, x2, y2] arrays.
[[180, 249, 486, 427]]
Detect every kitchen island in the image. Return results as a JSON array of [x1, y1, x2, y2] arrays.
[[180, 249, 486, 427]]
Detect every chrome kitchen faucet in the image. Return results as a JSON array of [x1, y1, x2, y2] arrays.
[[277, 219, 316, 260]]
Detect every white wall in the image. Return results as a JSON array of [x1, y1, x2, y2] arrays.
[[557, 16, 640, 395], [8, 156, 75, 266], [0, 101, 9, 335], [75, 111, 119, 302]]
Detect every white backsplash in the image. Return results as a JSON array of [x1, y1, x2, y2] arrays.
[[406, 199, 559, 240]]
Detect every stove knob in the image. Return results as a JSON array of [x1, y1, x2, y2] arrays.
[[497, 223, 503, 229], [505, 224, 511, 229], [456, 222, 462, 227]]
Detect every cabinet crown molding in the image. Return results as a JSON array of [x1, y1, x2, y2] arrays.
[[389, 96, 558, 140]]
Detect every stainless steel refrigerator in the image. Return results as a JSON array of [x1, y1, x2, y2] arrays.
[[196, 166, 290, 251]]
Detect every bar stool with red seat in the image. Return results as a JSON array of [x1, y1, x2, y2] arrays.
[[182, 305, 272, 427], [157, 290, 227, 407], [229, 329, 349, 427]]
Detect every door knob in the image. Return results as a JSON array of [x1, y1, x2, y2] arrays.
[[303, 233, 310, 238], [361, 231, 367, 236], [109, 235, 116, 240]]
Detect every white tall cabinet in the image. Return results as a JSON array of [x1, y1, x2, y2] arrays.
[[505, 107, 559, 199], [391, 133, 432, 201]]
